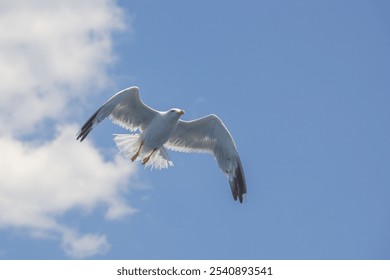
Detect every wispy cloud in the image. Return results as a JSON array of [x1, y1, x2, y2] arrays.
[[61, 229, 111, 259], [0, 0, 137, 258]]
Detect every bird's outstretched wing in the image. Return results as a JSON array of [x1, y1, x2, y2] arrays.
[[166, 114, 247, 203], [77, 87, 158, 141]]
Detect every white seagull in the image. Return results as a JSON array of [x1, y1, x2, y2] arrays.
[[77, 86, 247, 203]]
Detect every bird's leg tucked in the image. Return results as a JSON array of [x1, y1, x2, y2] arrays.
[[142, 148, 157, 165], [131, 141, 144, 162]]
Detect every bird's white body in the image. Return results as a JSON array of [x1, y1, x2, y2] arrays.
[[77, 86, 247, 202], [114, 109, 183, 169], [141, 110, 181, 148]]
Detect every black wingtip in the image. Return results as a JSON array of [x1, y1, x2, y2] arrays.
[[230, 160, 247, 203], [76, 110, 99, 142]]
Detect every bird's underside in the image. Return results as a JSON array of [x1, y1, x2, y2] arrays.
[[77, 86, 247, 203], [113, 134, 174, 170]]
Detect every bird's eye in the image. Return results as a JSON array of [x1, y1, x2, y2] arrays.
[[170, 110, 175, 113]]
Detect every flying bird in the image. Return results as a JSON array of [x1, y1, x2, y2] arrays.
[[76, 86, 247, 203]]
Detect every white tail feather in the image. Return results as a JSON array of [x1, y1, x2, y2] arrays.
[[113, 134, 173, 170]]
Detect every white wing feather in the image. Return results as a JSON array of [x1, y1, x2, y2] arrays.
[[76, 87, 158, 141], [166, 114, 247, 202]]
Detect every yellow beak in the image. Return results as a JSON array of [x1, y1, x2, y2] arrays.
[[178, 110, 185, 116]]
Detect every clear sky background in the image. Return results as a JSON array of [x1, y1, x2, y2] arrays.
[[0, 0, 389, 259]]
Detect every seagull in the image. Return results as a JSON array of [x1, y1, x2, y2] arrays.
[[76, 86, 247, 203]]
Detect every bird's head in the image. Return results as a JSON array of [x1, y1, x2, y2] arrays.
[[166, 108, 185, 119]]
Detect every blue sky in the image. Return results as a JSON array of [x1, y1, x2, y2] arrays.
[[0, 0, 389, 259]]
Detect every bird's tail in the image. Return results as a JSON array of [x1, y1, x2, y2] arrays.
[[113, 133, 140, 157], [113, 134, 173, 170]]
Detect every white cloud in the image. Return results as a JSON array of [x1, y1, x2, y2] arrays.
[[0, 1, 139, 258], [0, 125, 136, 227], [0, 0, 126, 135], [61, 227, 111, 259], [0, 125, 138, 258]]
